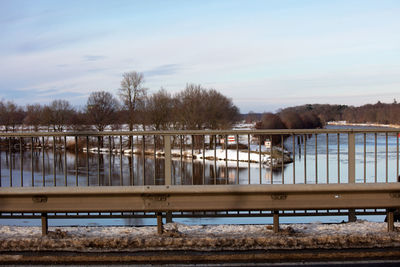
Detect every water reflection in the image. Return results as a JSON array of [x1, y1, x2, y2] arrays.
[[0, 149, 292, 187]]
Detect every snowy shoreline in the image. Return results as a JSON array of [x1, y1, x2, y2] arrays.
[[82, 147, 292, 166], [328, 121, 400, 129], [1, 221, 399, 252]]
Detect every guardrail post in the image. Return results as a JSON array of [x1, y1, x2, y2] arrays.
[[164, 135, 173, 223], [273, 210, 279, 233], [387, 209, 395, 232], [157, 212, 163, 234], [166, 211, 173, 223], [348, 132, 356, 184], [348, 132, 357, 222], [41, 213, 48, 236], [164, 135, 172, 186]]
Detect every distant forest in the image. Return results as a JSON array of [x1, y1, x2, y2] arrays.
[[244, 100, 400, 130]]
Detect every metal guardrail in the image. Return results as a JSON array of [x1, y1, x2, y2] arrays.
[[0, 129, 399, 234], [0, 183, 400, 234]]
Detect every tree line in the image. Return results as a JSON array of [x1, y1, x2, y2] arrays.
[[249, 100, 400, 132], [0, 71, 239, 132], [253, 106, 323, 132]]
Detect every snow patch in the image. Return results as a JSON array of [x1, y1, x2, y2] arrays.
[[1, 221, 399, 252]]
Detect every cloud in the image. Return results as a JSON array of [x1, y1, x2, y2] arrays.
[[13, 29, 111, 54], [83, 55, 107, 62], [143, 64, 183, 77], [0, 7, 52, 26], [16, 35, 87, 53]]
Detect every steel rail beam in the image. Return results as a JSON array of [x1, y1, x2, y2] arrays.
[[0, 210, 387, 219], [1, 183, 399, 235], [1, 184, 399, 213]]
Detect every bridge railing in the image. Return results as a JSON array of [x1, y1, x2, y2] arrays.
[[0, 129, 399, 235], [0, 128, 399, 186]]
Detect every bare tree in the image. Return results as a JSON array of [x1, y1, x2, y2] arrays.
[[0, 101, 24, 132], [119, 71, 147, 131], [279, 110, 304, 129], [175, 84, 207, 130], [175, 84, 239, 148], [24, 104, 44, 131], [0, 101, 5, 132], [146, 88, 174, 130], [86, 91, 119, 132], [40, 105, 53, 132], [299, 111, 322, 128], [245, 111, 261, 123], [69, 109, 88, 131], [175, 84, 239, 130], [255, 113, 286, 144], [204, 89, 239, 130], [39, 100, 75, 132], [49, 100, 75, 132]]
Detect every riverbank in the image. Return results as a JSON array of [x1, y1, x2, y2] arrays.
[[81, 146, 293, 167], [327, 121, 400, 129], [1, 221, 399, 252]]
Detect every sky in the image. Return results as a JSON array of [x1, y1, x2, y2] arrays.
[[0, 0, 399, 113]]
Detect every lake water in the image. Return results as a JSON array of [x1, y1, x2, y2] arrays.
[[0, 125, 398, 226]]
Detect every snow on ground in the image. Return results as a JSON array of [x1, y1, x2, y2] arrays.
[[83, 147, 273, 164], [1, 221, 399, 252], [327, 121, 400, 129], [194, 149, 269, 163]]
